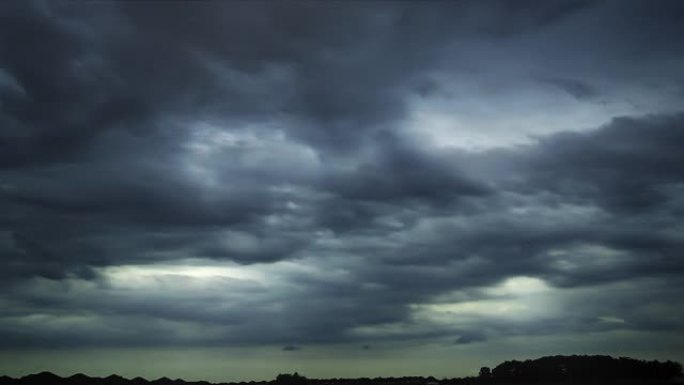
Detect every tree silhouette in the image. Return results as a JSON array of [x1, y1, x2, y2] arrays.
[[489, 355, 683, 382], [276, 373, 308, 385]]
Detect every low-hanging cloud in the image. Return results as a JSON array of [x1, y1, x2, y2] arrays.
[[0, 0, 683, 364]]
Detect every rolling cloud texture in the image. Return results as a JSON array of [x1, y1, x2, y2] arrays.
[[0, 0, 683, 371]]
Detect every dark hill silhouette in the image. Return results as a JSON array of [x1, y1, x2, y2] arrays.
[[107, 374, 130, 385], [131, 377, 149, 385], [0, 355, 681, 385], [67, 373, 92, 385], [20, 371, 61, 385]]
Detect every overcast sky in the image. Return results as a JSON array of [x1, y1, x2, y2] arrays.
[[1, 0, 684, 381]]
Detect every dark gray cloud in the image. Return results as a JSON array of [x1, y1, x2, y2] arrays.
[[523, 114, 684, 212], [282, 345, 303, 352], [455, 332, 487, 345], [0, 0, 683, 371], [544, 78, 599, 100], [323, 131, 490, 203]]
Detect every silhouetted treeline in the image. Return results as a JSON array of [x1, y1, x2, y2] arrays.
[[0, 372, 268, 385], [1, 355, 681, 385], [477, 355, 682, 383]]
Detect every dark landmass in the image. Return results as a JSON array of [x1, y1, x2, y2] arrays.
[[1, 355, 682, 385]]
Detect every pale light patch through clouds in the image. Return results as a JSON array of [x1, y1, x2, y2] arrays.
[[102, 261, 267, 288], [413, 277, 555, 325], [403, 79, 683, 151]]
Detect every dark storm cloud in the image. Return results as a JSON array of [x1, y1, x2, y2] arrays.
[[0, 0, 684, 353], [0, 0, 502, 274], [4, 109, 682, 343], [90, 1, 418, 151], [0, 2, 152, 168], [543, 78, 599, 100], [323, 132, 489, 203], [454, 332, 487, 345], [524, 114, 684, 213], [0, 0, 600, 166], [282, 345, 302, 352]]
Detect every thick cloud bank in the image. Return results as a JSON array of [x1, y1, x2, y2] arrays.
[[0, 0, 683, 370]]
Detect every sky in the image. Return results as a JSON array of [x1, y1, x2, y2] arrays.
[[1, 0, 684, 382]]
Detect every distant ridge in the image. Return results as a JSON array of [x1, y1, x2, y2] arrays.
[[0, 355, 681, 385]]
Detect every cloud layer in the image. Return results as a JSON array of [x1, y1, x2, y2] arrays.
[[1, 0, 684, 377]]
